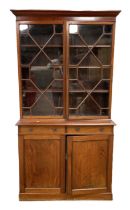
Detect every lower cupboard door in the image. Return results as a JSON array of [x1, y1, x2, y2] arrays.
[[20, 135, 65, 194], [67, 135, 113, 195]]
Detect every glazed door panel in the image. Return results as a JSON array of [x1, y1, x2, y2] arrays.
[[67, 135, 113, 195], [21, 135, 65, 194], [68, 24, 113, 117], [19, 24, 64, 117]]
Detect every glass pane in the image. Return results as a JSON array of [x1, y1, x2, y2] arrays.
[[31, 52, 50, 66], [69, 80, 83, 91], [79, 25, 103, 45], [44, 47, 63, 64], [45, 92, 63, 107], [22, 79, 39, 91], [31, 94, 55, 116], [92, 93, 109, 108], [21, 47, 39, 65], [69, 25, 78, 34], [92, 47, 111, 65], [54, 67, 63, 79], [79, 52, 100, 67], [78, 97, 100, 115], [104, 25, 112, 33], [69, 47, 88, 65], [47, 34, 63, 46], [21, 67, 29, 79], [23, 108, 30, 116], [69, 92, 86, 108], [30, 65, 53, 90], [31, 93, 63, 116], [22, 92, 40, 107], [29, 25, 53, 46], [55, 25, 63, 33], [70, 34, 85, 45], [20, 33, 35, 46], [55, 108, 63, 115], [102, 109, 109, 115], [20, 25, 35, 46], [97, 35, 112, 45], [78, 68, 101, 81], [81, 80, 99, 90], [48, 80, 63, 91], [69, 68, 77, 79], [95, 80, 110, 91], [103, 68, 110, 79]]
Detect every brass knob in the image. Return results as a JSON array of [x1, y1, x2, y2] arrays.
[[99, 127, 104, 132], [29, 128, 33, 132], [51, 128, 57, 132], [75, 127, 80, 131]]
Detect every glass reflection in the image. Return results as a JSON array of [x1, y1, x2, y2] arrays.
[[20, 25, 28, 31], [69, 25, 78, 34]]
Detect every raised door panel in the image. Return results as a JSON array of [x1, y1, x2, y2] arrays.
[[19, 135, 65, 194], [67, 135, 113, 195]]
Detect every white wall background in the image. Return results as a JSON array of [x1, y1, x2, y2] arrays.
[[0, 0, 129, 209]]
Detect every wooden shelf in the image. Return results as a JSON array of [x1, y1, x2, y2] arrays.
[[69, 90, 109, 93], [21, 44, 111, 48], [23, 89, 108, 93], [23, 90, 38, 92], [21, 44, 63, 48], [69, 65, 111, 68], [69, 45, 111, 48], [21, 64, 63, 68], [23, 89, 63, 93]]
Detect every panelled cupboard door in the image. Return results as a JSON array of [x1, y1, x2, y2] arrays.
[[19, 135, 65, 194], [67, 135, 113, 195]]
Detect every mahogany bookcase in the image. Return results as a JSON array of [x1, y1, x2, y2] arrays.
[[11, 10, 120, 200]]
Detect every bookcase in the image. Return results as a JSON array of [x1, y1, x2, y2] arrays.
[[11, 10, 120, 200]]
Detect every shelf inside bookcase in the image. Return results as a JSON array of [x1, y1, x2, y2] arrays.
[[21, 45, 63, 48]]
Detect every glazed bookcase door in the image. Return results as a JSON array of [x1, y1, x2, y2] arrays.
[[68, 24, 113, 118], [19, 24, 64, 117]]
